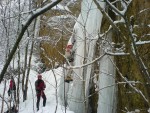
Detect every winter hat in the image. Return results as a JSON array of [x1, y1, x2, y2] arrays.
[[38, 74, 42, 79]]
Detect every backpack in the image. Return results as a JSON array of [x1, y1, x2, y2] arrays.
[[35, 79, 45, 92]]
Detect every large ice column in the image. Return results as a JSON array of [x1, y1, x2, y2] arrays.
[[84, 0, 105, 100], [67, 0, 105, 113], [67, 14, 86, 113], [97, 31, 117, 113]]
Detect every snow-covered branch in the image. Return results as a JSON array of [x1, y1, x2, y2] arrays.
[[135, 40, 150, 45], [0, 0, 62, 83], [124, 16, 150, 82], [105, 51, 129, 56], [69, 53, 106, 69], [93, 0, 127, 42]]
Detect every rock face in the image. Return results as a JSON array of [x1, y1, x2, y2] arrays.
[[116, 0, 150, 112], [38, 0, 81, 68]]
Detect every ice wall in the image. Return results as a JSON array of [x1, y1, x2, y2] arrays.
[[97, 31, 117, 113], [67, 0, 106, 113], [59, 0, 117, 113]]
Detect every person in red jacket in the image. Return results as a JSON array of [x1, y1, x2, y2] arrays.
[[35, 74, 46, 111], [8, 76, 16, 101]]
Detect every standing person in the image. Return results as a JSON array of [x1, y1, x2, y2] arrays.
[[8, 76, 16, 101], [35, 74, 46, 111]]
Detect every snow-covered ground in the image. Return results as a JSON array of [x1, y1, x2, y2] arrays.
[[0, 64, 74, 113]]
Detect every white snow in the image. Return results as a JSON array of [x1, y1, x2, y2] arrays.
[[52, 4, 71, 12], [0, 61, 74, 113]]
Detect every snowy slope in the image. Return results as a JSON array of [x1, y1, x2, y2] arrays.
[[0, 66, 74, 113]]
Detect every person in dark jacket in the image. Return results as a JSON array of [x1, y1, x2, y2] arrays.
[[35, 74, 46, 111]]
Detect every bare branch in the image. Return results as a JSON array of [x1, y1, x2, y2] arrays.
[[0, 0, 62, 83]]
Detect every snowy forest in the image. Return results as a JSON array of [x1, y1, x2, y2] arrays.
[[0, 0, 150, 113]]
